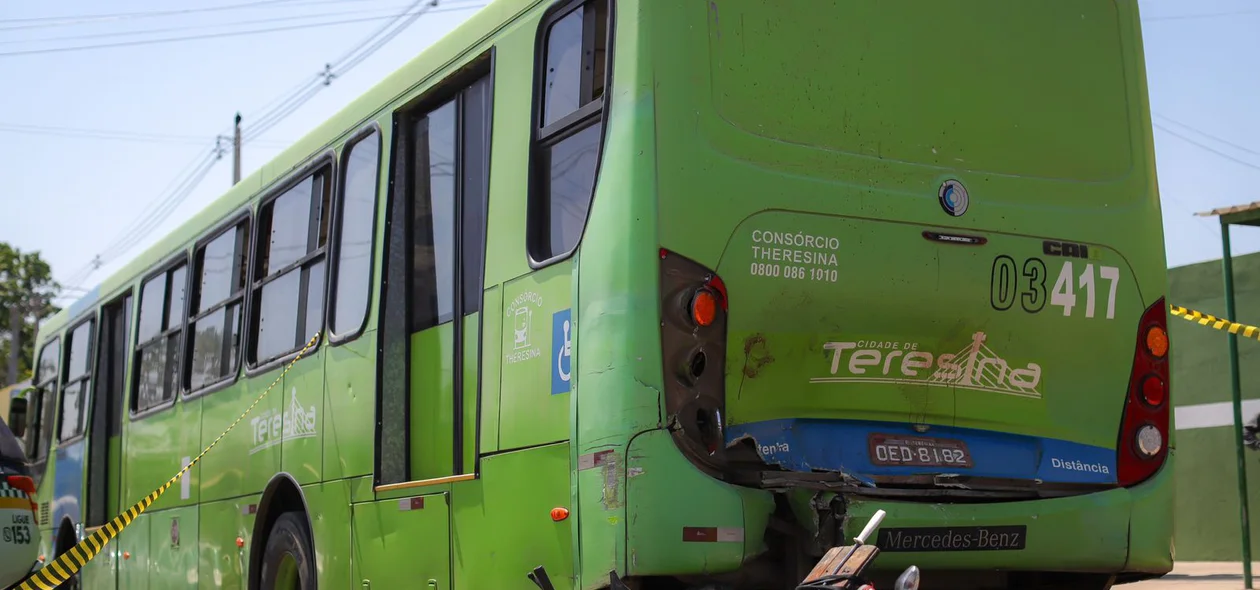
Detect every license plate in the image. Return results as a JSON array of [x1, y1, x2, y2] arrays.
[[867, 433, 974, 468]]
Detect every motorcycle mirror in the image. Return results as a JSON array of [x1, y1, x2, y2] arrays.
[[894, 565, 921, 590]]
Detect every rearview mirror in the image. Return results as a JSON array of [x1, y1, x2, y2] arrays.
[[7, 396, 28, 439]]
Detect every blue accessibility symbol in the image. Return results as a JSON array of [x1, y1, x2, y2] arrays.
[[552, 308, 572, 395]]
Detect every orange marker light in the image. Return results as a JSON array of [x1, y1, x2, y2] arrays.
[[691, 289, 718, 327], [550, 507, 569, 522], [123, 552, 130, 560], [1145, 326, 1168, 358], [236, 537, 245, 548]]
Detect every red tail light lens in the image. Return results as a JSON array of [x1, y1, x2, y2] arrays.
[[1141, 375, 1166, 407], [1117, 297, 1171, 487]]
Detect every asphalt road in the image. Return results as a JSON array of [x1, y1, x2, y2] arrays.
[[1124, 563, 1252, 589]]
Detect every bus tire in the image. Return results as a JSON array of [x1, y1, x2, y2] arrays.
[[258, 511, 316, 590], [56, 523, 80, 590]]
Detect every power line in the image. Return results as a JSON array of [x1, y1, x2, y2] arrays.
[[1153, 123, 1260, 173], [1154, 113, 1260, 158], [0, 0, 386, 29], [56, 0, 480, 288], [0, 122, 292, 147], [0, 2, 481, 57], [0, 3, 424, 46]]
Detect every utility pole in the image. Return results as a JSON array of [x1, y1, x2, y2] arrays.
[[232, 112, 242, 185]]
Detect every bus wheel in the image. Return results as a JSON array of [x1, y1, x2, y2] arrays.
[[57, 526, 80, 590], [259, 512, 316, 590]]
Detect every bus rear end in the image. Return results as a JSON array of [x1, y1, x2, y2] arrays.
[[646, 0, 1170, 586]]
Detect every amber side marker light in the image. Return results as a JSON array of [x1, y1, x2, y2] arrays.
[[1145, 325, 1168, 358], [691, 289, 718, 327], [551, 507, 569, 522]]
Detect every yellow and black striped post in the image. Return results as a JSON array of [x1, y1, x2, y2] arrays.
[[13, 333, 319, 590]]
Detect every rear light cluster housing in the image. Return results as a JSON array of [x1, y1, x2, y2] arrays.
[[1117, 297, 1171, 487], [659, 249, 729, 475]]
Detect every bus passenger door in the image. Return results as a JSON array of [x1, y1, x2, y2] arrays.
[[82, 292, 132, 590]]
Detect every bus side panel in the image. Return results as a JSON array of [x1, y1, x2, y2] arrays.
[[351, 491, 450, 589], [197, 494, 260, 590], [624, 429, 774, 576], [125, 397, 202, 511], [281, 350, 325, 486], [198, 379, 281, 504], [323, 331, 377, 481], [116, 512, 150, 590], [1124, 453, 1175, 573], [451, 442, 573, 588], [51, 440, 85, 542], [146, 505, 198, 586], [567, 0, 667, 585], [304, 480, 353, 590], [497, 264, 572, 452], [81, 538, 119, 590]]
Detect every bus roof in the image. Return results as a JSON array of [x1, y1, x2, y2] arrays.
[[37, 0, 540, 345]]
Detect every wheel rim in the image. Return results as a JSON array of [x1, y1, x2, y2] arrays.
[[274, 552, 302, 589]]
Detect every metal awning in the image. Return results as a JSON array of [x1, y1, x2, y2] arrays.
[[1198, 201, 1260, 227]]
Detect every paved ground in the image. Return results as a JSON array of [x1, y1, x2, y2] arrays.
[[1126, 562, 1256, 589]]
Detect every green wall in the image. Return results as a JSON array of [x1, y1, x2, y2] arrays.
[[1170, 249, 1260, 560]]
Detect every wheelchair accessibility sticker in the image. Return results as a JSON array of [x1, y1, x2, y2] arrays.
[[553, 308, 572, 395]]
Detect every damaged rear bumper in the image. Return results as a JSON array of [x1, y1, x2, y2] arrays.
[[838, 451, 1174, 576]]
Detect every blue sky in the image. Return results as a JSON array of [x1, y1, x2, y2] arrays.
[[1, 0, 1258, 307]]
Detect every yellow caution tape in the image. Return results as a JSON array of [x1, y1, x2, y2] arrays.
[[1169, 304, 1260, 339], [13, 333, 319, 590]]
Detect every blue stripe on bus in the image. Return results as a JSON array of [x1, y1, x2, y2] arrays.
[[53, 439, 85, 530], [725, 418, 1116, 485]]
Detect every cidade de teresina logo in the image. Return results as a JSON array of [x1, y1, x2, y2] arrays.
[[812, 331, 1043, 399]]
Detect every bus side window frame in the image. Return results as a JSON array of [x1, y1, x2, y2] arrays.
[[183, 208, 253, 399], [244, 152, 336, 375], [56, 313, 97, 445], [27, 336, 62, 468], [129, 251, 192, 420], [526, 0, 614, 268], [327, 123, 384, 345]]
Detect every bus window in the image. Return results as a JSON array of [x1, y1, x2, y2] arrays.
[[251, 168, 332, 364], [189, 219, 249, 391], [331, 130, 381, 338], [531, 0, 609, 262], [57, 319, 94, 441], [134, 262, 187, 414], [27, 338, 59, 465]]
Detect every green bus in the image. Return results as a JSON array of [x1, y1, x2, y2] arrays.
[[7, 0, 1172, 588]]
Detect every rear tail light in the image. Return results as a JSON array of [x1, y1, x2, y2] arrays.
[[659, 249, 728, 473], [7, 475, 38, 512], [1117, 297, 1171, 486]]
